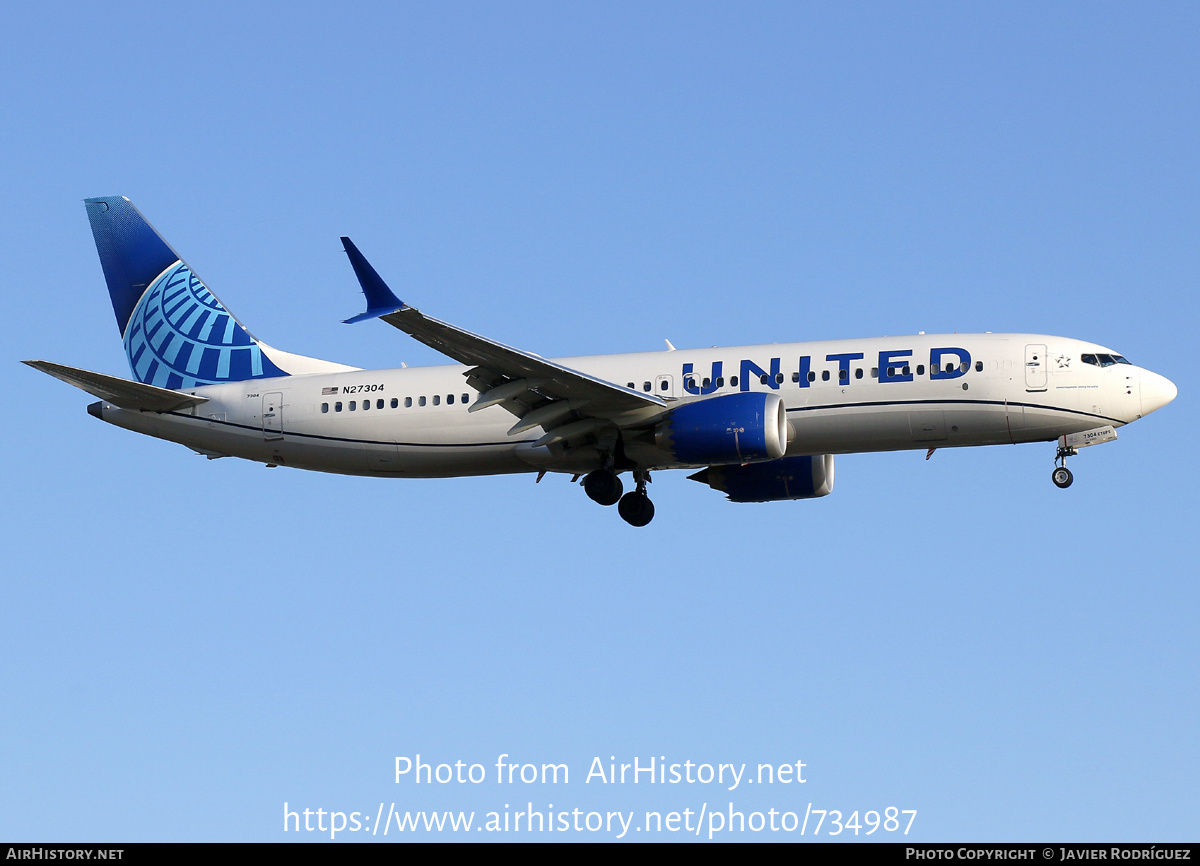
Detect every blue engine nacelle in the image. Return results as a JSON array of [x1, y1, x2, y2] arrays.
[[688, 454, 835, 502], [655, 392, 788, 465]]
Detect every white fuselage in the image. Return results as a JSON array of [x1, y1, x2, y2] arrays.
[[94, 333, 1167, 478]]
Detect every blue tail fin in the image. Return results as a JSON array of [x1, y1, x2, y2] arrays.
[[84, 196, 290, 388]]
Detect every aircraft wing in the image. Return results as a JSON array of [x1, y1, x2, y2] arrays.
[[24, 360, 210, 413], [341, 237, 667, 446]]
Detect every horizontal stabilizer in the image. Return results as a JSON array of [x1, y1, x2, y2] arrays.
[[23, 360, 209, 413]]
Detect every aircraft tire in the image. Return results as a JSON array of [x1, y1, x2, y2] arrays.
[[1052, 466, 1073, 489], [618, 491, 655, 527], [584, 470, 623, 506]]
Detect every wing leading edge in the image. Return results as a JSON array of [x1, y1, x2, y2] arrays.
[[340, 238, 667, 447]]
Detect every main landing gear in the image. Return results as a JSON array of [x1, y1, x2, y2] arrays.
[[618, 470, 655, 527], [581, 468, 654, 526], [583, 467, 623, 505], [1052, 445, 1076, 489]]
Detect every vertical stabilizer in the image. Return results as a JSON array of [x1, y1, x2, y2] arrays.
[[84, 196, 290, 388]]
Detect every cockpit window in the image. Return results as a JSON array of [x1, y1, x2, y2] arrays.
[[1082, 353, 1132, 367]]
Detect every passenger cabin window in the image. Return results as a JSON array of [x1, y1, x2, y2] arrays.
[[433, 395, 441, 406], [321, 403, 329, 413], [462, 393, 470, 403], [807, 371, 816, 382], [975, 361, 983, 372], [855, 368, 863, 379], [643, 381, 651, 392], [419, 396, 427, 406], [405, 397, 412, 407], [349, 401, 357, 411], [362, 400, 369, 410], [821, 370, 830, 381], [391, 398, 399, 408], [917, 365, 925, 375], [447, 394, 454, 404], [730, 376, 739, 387], [335, 402, 343, 412]]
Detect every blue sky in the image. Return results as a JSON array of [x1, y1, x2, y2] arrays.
[[2, 1, 1196, 842]]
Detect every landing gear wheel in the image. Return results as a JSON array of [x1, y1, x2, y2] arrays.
[[583, 470, 623, 506], [1052, 466, 1073, 489], [618, 491, 655, 527]]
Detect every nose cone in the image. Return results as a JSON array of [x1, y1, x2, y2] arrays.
[[1140, 370, 1178, 416]]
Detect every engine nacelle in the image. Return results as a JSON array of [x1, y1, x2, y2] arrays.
[[689, 454, 835, 502], [655, 392, 787, 465]]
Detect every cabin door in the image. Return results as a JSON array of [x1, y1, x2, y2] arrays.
[[1024, 344, 1047, 391], [262, 392, 284, 440]]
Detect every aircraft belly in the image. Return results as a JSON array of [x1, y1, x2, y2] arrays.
[[788, 406, 914, 453], [106, 407, 270, 461], [103, 407, 529, 478], [787, 401, 1017, 454], [263, 428, 527, 478], [388, 444, 529, 477]]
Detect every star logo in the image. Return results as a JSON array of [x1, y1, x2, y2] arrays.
[[1055, 354, 1071, 368]]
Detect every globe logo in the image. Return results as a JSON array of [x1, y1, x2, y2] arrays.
[[123, 262, 284, 388]]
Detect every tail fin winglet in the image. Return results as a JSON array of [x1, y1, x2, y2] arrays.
[[341, 237, 406, 324]]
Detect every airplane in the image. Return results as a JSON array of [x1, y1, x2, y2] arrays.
[[25, 196, 1178, 527]]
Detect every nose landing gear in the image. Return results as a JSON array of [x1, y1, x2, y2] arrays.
[[1052, 445, 1076, 489], [1052, 465, 1073, 489], [1048, 426, 1121, 489]]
